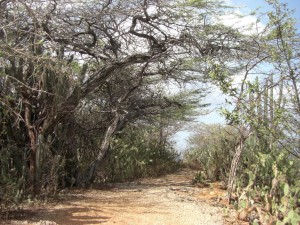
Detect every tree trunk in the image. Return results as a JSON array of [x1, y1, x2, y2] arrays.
[[25, 105, 37, 194], [227, 127, 249, 201], [84, 113, 126, 185]]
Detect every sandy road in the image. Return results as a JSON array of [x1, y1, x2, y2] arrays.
[[4, 169, 228, 225]]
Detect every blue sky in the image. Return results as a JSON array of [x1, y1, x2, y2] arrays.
[[173, 0, 300, 153], [231, 0, 300, 28]]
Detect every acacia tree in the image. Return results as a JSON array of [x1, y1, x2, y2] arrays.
[[0, 0, 253, 196]]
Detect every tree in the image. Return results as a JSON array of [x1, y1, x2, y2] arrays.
[[0, 0, 255, 197], [207, 0, 300, 222]]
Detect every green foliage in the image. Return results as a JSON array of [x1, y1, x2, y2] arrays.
[[184, 0, 232, 11], [184, 124, 237, 182], [99, 125, 180, 182], [234, 141, 300, 224], [201, 3, 300, 223], [0, 144, 27, 215], [208, 63, 234, 95], [192, 171, 209, 187]]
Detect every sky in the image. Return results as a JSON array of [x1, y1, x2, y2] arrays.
[[230, 0, 300, 29], [172, 0, 300, 153], [232, 0, 300, 19]]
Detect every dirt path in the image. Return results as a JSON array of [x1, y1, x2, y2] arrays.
[[4, 169, 230, 225]]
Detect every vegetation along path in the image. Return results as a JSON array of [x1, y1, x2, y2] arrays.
[[4, 169, 230, 225]]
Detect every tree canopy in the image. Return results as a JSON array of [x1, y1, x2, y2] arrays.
[[1, 0, 299, 223], [0, 0, 248, 194]]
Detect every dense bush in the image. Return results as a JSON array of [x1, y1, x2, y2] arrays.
[[184, 124, 237, 182], [98, 125, 180, 183], [233, 136, 300, 224], [185, 124, 300, 223]]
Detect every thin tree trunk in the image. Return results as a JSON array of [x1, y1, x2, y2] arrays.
[[227, 138, 244, 201], [85, 113, 126, 184], [227, 127, 249, 201], [25, 105, 37, 194]]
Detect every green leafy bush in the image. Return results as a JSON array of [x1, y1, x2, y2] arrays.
[[234, 136, 300, 224], [98, 125, 180, 182]]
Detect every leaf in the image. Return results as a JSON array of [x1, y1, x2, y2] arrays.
[[284, 183, 289, 196], [288, 210, 300, 225], [280, 210, 298, 225], [240, 199, 247, 209]]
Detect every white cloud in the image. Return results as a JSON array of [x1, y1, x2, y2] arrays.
[[217, 0, 267, 35], [219, 10, 265, 35]]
